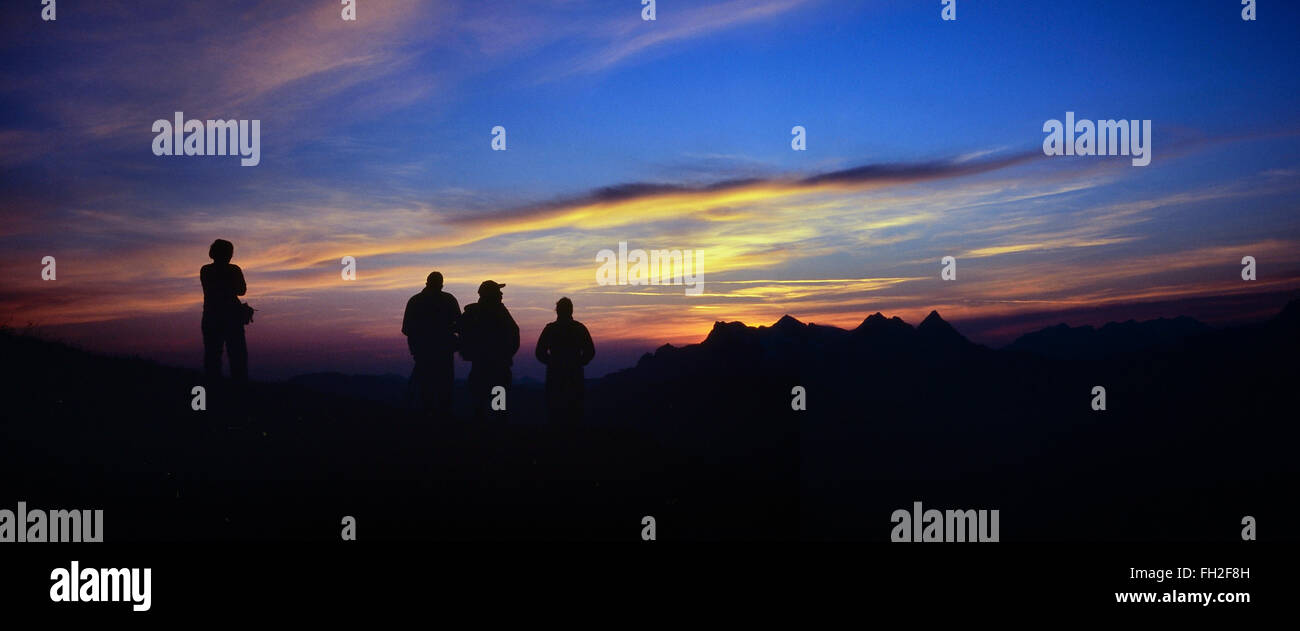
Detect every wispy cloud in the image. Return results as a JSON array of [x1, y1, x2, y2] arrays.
[[553, 0, 814, 79]]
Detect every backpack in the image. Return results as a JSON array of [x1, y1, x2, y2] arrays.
[[240, 302, 256, 325]]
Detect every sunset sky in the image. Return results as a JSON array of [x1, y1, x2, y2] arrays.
[[2, 0, 1299, 380]]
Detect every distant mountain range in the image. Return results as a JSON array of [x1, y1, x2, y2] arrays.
[[649, 309, 1222, 364], [287, 305, 1279, 404], [1003, 315, 1211, 360]]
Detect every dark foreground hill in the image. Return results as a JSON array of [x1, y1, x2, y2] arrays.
[[3, 297, 1298, 541], [1, 329, 786, 541]]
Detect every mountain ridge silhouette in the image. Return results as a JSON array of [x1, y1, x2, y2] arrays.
[[283, 301, 1297, 403]]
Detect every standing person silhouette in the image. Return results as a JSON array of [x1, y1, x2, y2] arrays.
[[402, 271, 460, 419], [456, 280, 519, 421], [200, 239, 248, 383], [535, 297, 595, 426]]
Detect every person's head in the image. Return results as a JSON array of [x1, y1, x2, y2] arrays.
[[209, 239, 234, 264], [477, 280, 506, 303], [555, 297, 573, 320], [426, 271, 444, 290]]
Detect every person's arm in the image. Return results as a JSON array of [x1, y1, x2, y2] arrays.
[[447, 296, 460, 350], [506, 308, 520, 356], [579, 324, 595, 366], [401, 297, 413, 338], [453, 305, 467, 338], [534, 326, 551, 365], [232, 265, 247, 296], [455, 306, 472, 360]]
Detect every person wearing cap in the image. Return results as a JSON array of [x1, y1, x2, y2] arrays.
[[535, 297, 595, 426], [456, 280, 520, 421], [402, 271, 461, 419]]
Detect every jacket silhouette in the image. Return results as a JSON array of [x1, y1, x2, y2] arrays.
[[402, 271, 460, 418], [200, 238, 248, 382], [457, 280, 519, 420], [535, 297, 595, 426]]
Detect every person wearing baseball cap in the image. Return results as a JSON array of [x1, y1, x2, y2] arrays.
[[456, 279, 519, 421]]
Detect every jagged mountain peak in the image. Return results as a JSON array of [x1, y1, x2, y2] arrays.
[[918, 310, 952, 332], [916, 310, 971, 345], [854, 311, 913, 336], [771, 314, 806, 331], [702, 320, 755, 346]]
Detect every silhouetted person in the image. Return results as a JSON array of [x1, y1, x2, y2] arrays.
[[535, 297, 595, 426], [402, 271, 460, 418], [200, 239, 248, 383], [457, 280, 519, 421]]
